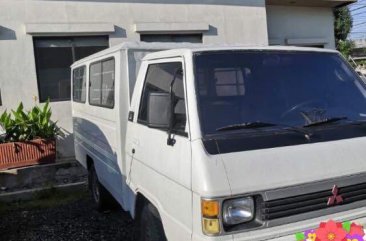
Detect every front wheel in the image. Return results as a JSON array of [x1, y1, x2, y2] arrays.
[[137, 203, 167, 241]]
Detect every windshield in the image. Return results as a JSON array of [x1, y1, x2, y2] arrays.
[[194, 50, 366, 135]]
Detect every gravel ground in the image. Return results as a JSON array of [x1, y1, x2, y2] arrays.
[[0, 195, 135, 241]]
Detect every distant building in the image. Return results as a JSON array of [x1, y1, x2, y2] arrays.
[[0, 0, 355, 159], [352, 39, 366, 60]]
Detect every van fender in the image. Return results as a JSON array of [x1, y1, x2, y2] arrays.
[[128, 181, 161, 219], [130, 185, 170, 236]]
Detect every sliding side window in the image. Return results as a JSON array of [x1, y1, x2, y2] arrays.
[[89, 58, 115, 108], [72, 66, 86, 103]]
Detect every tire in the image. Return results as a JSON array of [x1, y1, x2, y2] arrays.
[[136, 202, 167, 241], [88, 164, 115, 211]]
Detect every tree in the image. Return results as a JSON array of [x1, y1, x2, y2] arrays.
[[334, 7, 354, 58], [337, 39, 355, 58]]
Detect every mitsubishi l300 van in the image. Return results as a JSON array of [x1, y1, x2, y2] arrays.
[[72, 42, 366, 240]]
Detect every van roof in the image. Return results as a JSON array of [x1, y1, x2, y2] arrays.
[[143, 45, 339, 60], [71, 41, 339, 67], [71, 41, 203, 67]]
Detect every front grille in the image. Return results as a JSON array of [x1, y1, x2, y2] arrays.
[[261, 182, 366, 221]]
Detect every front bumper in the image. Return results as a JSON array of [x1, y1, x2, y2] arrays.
[[193, 206, 366, 241]]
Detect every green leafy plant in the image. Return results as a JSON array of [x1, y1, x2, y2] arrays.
[[0, 122, 6, 143], [0, 110, 19, 142], [334, 7, 354, 58], [0, 100, 61, 143]]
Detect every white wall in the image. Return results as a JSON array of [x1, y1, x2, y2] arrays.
[[0, 0, 268, 158], [0, 1, 340, 158], [266, 5, 336, 49]]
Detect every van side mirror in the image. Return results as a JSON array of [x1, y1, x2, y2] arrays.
[[147, 92, 171, 129]]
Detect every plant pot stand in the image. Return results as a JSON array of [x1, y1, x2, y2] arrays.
[[0, 139, 56, 170]]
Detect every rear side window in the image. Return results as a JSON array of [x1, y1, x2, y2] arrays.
[[72, 66, 86, 103], [89, 58, 115, 108], [138, 62, 186, 133]]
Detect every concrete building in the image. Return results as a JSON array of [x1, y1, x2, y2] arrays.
[[351, 39, 366, 60], [0, 0, 355, 159]]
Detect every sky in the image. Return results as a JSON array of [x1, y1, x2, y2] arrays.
[[350, 0, 366, 40]]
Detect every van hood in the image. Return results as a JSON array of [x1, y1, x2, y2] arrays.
[[216, 136, 366, 195]]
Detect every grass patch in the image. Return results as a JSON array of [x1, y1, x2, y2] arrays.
[[0, 187, 88, 213]]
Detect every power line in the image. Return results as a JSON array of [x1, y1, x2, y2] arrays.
[[352, 0, 366, 4], [351, 6, 366, 12], [353, 21, 366, 27], [351, 1, 366, 6], [352, 10, 366, 16], [351, 2, 366, 8]]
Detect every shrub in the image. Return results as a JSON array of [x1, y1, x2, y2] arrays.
[[0, 100, 61, 143], [0, 123, 5, 143]]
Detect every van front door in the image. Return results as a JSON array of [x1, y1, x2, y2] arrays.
[[127, 58, 192, 241]]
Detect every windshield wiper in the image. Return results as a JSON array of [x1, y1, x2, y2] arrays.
[[303, 117, 348, 128], [216, 121, 276, 131], [216, 121, 313, 139]]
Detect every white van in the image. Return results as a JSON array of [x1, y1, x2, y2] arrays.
[[72, 42, 366, 241]]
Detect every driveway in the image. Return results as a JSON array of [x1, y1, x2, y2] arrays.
[[0, 191, 135, 241]]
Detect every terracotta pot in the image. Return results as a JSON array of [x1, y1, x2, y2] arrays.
[[0, 139, 56, 170]]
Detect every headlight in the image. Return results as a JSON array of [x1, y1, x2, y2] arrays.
[[223, 197, 254, 226]]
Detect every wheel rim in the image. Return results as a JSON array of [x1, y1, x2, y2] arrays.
[[92, 171, 100, 203]]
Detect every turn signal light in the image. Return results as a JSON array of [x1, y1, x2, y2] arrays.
[[201, 200, 219, 218]]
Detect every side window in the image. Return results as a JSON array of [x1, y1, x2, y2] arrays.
[[72, 66, 86, 103], [89, 58, 115, 108], [138, 62, 187, 133]]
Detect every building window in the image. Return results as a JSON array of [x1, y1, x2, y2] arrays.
[[196, 67, 246, 97], [140, 34, 202, 43], [214, 68, 245, 97], [89, 58, 115, 108], [138, 62, 186, 133], [72, 66, 86, 103], [302, 45, 324, 48], [34, 36, 109, 102]]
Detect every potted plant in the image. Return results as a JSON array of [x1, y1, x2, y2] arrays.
[[0, 101, 60, 170]]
